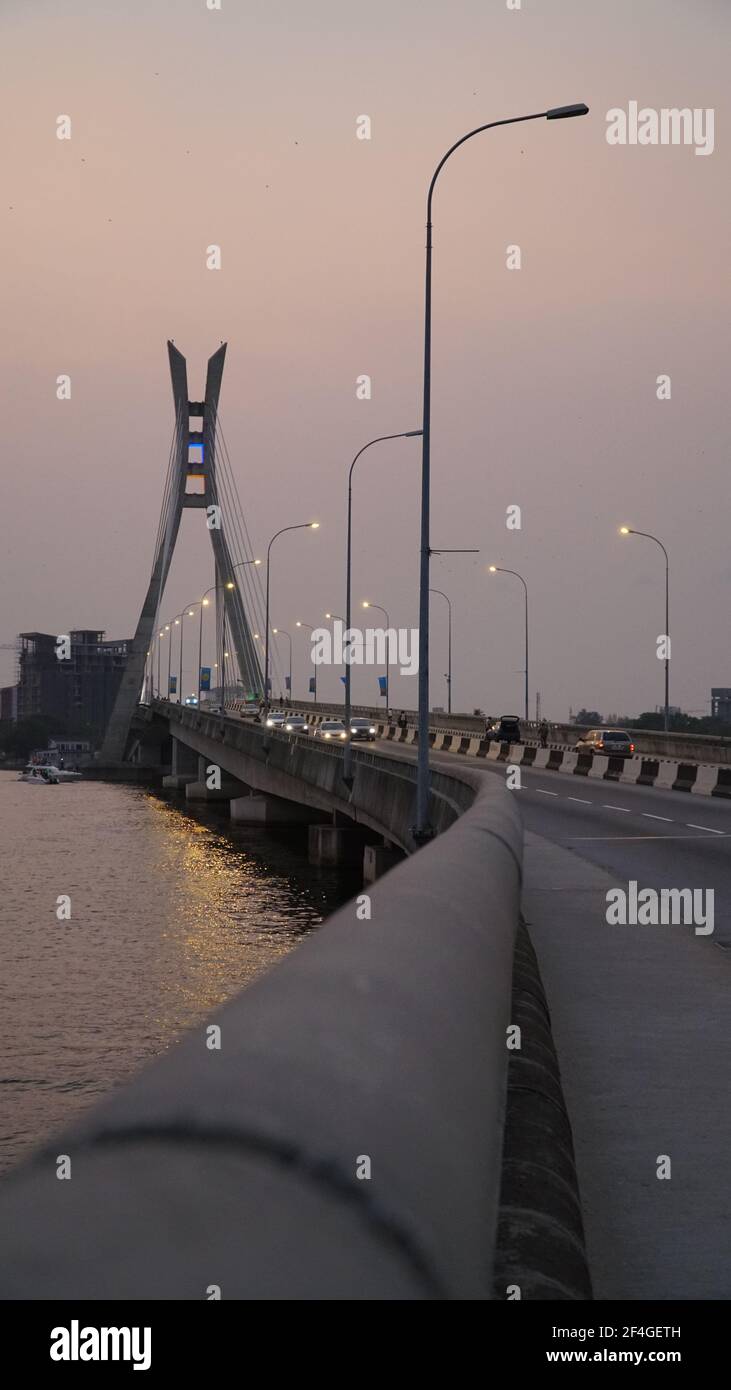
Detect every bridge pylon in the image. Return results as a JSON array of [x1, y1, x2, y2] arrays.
[[101, 342, 263, 761]]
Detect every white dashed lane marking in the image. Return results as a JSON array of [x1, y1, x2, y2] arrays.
[[527, 790, 728, 836]]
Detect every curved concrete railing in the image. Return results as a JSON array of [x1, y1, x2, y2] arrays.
[[0, 770, 522, 1300], [157, 702, 480, 850]]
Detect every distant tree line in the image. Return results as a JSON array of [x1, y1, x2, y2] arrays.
[[572, 708, 731, 737]]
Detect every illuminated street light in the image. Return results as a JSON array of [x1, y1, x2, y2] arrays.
[[619, 525, 670, 731]]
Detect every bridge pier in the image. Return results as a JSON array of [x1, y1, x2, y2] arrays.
[[230, 792, 325, 826], [308, 823, 371, 868], [162, 737, 199, 789], [185, 756, 250, 802], [363, 842, 405, 883]]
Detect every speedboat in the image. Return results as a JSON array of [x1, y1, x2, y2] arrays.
[[19, 764, 82, 784]]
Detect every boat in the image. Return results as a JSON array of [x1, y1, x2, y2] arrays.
[[19, 764, 82, 784]]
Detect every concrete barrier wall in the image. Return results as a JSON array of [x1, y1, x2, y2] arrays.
[[224, 706, 731, 799], [229, 699, 731, 764], [162, 705, 477, 851], [0, 771, 522, 1300]]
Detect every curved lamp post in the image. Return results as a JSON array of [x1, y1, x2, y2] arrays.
[[361, 600, 391, 712], [195, 579, 237, 708], [344, 432, 421, 781], [167, 621, 177, 699], [620, 526, 670, 731], [429, 588, 452, 715], [296, 621, 317, 701], [489, 567, 529, 720], [415, 100, 589, 838], [265, 524, 319, 715], [272, 628, 292, 702], [224, 559, 262, 705], [178, 605, 198, 705]]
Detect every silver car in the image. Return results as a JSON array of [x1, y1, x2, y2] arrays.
[[314, 719, 349, 741], [264, 711, 288, 729], [284, 715, 310, 735], [575, 728, 635, 758], [349, 718, 377, 742]]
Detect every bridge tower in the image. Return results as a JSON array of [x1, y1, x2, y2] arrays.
[[101, 342, 263, 762]]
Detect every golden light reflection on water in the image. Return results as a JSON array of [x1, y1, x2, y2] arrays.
[[0, 774, 358, 1172]]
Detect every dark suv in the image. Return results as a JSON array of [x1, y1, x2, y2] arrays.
[[486, 715, 521, 744]]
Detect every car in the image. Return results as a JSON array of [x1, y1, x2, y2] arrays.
[[284, 715, 310, 735], [349, 718, 377, 742], [575, 728, 635, 758], [264, 711, 288, 729], [485, 715, 522, 744], [314, 719, 349, 741]]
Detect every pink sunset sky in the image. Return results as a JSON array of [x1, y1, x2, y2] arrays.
[[2, 0, 728, 716]]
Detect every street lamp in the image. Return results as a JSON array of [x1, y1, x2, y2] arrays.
[[489, 567, 529, 721], [223, 560, 263, 705], [272, 628, 293, 702], [194, 582, 234, 709], [296, 621, 318, 701], [344, 432, 421, 780], [167, 622, 176, 699], [415, 100, 589, 838], [265, 523, 319, 715], [619, 526, 670, 731], [361, 601, 391, 712], [178, 606, 197, 705], [429, 589, 452, 715]]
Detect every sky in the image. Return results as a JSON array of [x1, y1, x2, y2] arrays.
[[2, 0, 728, 718]]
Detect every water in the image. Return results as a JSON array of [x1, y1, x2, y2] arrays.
[[0, 771, 360, 1174]]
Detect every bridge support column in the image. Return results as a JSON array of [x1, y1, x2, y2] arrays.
[[308, 823, 369, 868], [163, 737, 199, 789], [186, 769, 250, 802], [363, 843, 404, 884], [230, 793, 325, 826]]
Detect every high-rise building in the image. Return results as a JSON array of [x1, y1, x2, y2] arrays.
[[14, 630, 131, 740], [711, 688, 731, 723]]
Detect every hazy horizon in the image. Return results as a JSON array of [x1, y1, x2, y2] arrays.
[[2, 0, 728, 720]]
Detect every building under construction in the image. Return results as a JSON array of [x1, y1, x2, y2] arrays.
[[2, 631, 131, 742]]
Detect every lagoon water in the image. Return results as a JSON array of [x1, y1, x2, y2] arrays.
[[0, 772, 359, 1173]]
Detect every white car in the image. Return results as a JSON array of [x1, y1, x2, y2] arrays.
[[314, 720, 349, 741], [264, 711, 288, 729]]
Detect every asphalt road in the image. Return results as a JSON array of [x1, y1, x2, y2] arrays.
[[373, 737, 731, 945], [370, 735, 731, 1298]]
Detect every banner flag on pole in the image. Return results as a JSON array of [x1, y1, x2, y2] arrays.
[[378, 676, 387, 696], [169, 675, 177, 694], [200, 667, 211, 692], [308, 676, 316, 694]]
